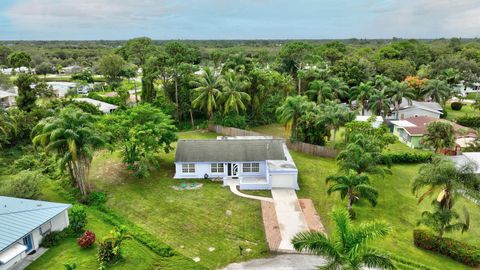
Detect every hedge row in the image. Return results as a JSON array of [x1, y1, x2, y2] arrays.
[[382, 152, 433, 164], [413, 230, 480, 267], [370, 248, 439, 270], [455, 115, 480, 128], [92, 206, 208, 270]]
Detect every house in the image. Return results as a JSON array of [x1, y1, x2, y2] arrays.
[[47, 82, 78, 98], [392, 116, 477, 150], [454, 82, 480, 97], [174, 137, 299, 190], [450, 152, 480, 175], [0, 67, 30, 75], [363, 98, 443, 120], [355, 115, 383, 128], [0, 196, 71, 270], [60, 65, 82, 75], [73, 98, 118, 113], [0, 88, 17, 109]]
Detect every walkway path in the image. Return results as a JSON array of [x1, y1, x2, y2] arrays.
[[222, 254, 327, 270], [228, 182, 273, 202], [271, 189, 309, 252]]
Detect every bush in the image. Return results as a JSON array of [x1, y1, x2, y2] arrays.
[[450, 102, 463, 111], [97, 238, 119, 269], [69, 205, 87, 235], [40, 230, 69, 248], [213, 112, 247, 129], [382, 152, 433, 164], [6, 170, 43, 199], [83, 191, 107, 206], [77, 230, 96, 248], [413, 229, 480, 267], [456, 115, 480, 128]]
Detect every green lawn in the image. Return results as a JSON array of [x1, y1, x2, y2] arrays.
[[293, 151, 480, 270], [86, 130, 269, 269], [250, 123, 288, 138], [445, 102, 478, 121]]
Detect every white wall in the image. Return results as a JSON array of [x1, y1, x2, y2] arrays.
[[174, 161, 267, 179], [398, 108, 441, 119]]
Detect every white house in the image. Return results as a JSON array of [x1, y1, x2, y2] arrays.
[[73, 98, 118, 114], [355, 115, 383, 128], [174, 137, 299, 190], [450, 152, 480, 175], [60, 65, 82, 75], [0, 88, 17, 109], [454, 82, 480, 97], [0, 196, 71, 270], [362, 98, 443, 120]]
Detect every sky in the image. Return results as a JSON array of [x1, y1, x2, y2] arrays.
[[0, 0, 480, 40]]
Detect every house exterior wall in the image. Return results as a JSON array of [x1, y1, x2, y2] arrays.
[[0, 210, 69, 270], [174, 161, 267, 179], [398, 108, 441, 119], [393, 126, 423, 148]]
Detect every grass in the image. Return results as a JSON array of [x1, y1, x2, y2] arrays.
[[293, 151, 480, 270], [445, 102, 478, 121], [86, 130, 269, 269], [249, 123, 288, 138]]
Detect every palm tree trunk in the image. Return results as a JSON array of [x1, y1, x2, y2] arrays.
[[332, 128, 337, 145], [190, 110, 195, 129], [175, 78, 179, 120], [134, 81, 138, 104], [297, 78, 302, 95]]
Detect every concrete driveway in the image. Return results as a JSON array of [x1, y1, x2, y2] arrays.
[[222, 254, 327, 270], [271, 189, 309, 252]]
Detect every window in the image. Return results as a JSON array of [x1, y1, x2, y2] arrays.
[[182, 163, 195, 173], [211, 163, 224, 173], [243, 162, 260, 173]]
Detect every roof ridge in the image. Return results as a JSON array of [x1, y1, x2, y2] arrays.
[[0, 205, 70, 216]]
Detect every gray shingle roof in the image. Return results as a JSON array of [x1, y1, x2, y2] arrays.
[[175, 139, 286, 162], [0, 196, 71, 251]]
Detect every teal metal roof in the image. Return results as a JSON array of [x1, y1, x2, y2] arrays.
[[0, 196, 71, 251]]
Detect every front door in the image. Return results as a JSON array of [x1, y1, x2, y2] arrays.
[[23, 234, 33, 252], [227, 163, 239, 178]]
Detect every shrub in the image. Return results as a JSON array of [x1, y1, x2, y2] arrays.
[[456, 115, 480, 128], [450, 102, 463, 111], [97, 239, 118, 269], [382, 152, 433, 164], [77, 230, 96, 248], [213, 112, 247, 129], [413, 229, 480, 267], [83, 191, 107, 206], [6, 170, 43, 199], [64, 263, 77, 270], [69, 205, 87, 235], [40, 230, 69, 248]]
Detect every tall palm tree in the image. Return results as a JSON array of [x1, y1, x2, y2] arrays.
[[368, 89, 393, 118], [306, 80, 333, 104], [276, 95, 311, 140], [32, 107, 104, 196], [351, 82, 373, 115], [321, 101, 355, 145], [418, 201, 469, 238], [326, 171, 378, 215], [388, 81, 415, 119], [292, 208, 394, 270], [328, 77, 349, 101], [0, 109, 16, 148], [219, 71, 251, 114], [412, 156, 477, 210], [190, 67, 221, 120], [421, 79, 451, 105]]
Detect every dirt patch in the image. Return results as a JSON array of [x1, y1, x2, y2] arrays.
[[298, 199, 326, 234], [261, 201, 281, 251]]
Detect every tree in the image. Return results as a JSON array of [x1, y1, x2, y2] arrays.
[[15, 73, 38, 112], [421, 79, 451, 105], [376, 58, 416, 81], [418, 201, 469, 238], [321, 101, 355, 145], [277, 41, 314, 93], [99, 104, 177, 178], [8, 51, 31, 68], [0, 45, 12, 66], [35, 62, 55, 76], [351, 81, 373, 115], [96, 54, 127, 89], [190, 67, 221, 120], [0, 109, 16, 148], [306, 80, 333, 104], [32, 108, 104, 196], [328, 77, 349, 101], [326, 171, 378, 216], [292, 208, 394, 270], [421, 121, 455, 153], [0, 72, 13, 89], [368, 89, 392, 118], [388, 81, 415, 118], [276, 95, 311, 140], [119, 37, 155, 66], [219, 71, 251, 114], [412, 156, 477, 210]]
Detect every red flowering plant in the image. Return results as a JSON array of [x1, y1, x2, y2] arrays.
[[77, 230, 96, 248]]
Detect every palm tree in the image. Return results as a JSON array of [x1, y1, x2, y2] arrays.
[[190, 67, 221, 120], [421, 79, 451, 105], [472, 96, 480, 111], [306, 80, 333, 104], [351, 82, 373, 115], [368, 89, 392, 118], [412, 156, 477, 210], [418, 201, 469, 238], [276, 95, 311, 140], [32, 107, 104, 196], [328, 77, 349, 101], [0, 109, 16, 148], [326, 171, 378, 215], [388, 81, 415, 119], [321, 101, 355, 145], [219, 71, 251, 114], [292, 208, 394, 270]]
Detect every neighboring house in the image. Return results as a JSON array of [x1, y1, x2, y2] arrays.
[[0, 88, 17, 109], [0, 67, 30, 75], [355, 115, 383, 128], [0, 196, 70, 270], [363, 98, 443, 119], [392, 116, 477, 150], [450, 152, 480, 175], [60, 65, 82, 75], [47, 82, 77, 98], [454, 82, 480, 97], [174, 137, 299, 190], [73, 98, 118, 113]]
